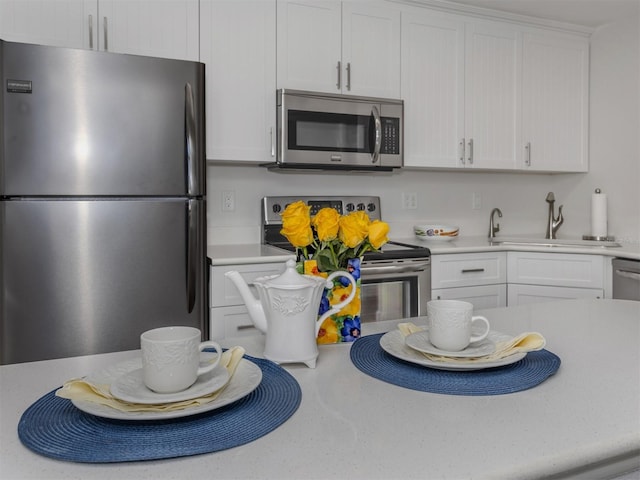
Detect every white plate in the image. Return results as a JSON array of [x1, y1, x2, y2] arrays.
[[405, 330, 496, 358], [110, 362, 230, 405], [71, 356, 262, 421], [380, 329, 526, 371]]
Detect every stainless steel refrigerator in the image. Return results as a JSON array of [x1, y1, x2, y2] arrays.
[[0, 40, 208, 364]]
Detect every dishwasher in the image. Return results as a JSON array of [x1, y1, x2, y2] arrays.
[[612, 258, 640, 300]]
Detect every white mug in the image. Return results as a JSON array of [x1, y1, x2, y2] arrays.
[[427, 300, 491, 352], [140, 326, 222, 393]]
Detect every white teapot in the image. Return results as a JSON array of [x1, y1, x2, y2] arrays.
[[225, 259, 356, 368]]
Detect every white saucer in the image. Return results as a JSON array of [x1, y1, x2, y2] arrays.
[[73, 354, 262, 420], [110, 362, 230, 404], [405, 330, 496, 358], [380, 329, 526, 371]]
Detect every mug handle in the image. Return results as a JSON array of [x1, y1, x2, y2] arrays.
[[196, 340, 223, 375], [469, 316, 490, 344], [317, 270, 357, 326]]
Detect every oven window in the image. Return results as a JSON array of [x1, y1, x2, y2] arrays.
[[360, 277, 418, 323], [288, 110, 373, 153]]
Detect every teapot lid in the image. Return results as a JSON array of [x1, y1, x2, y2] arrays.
[[264, 259, 325, 288]]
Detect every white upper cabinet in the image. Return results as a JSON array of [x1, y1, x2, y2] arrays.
[[0, 0, 198, 61], [521, 30, 589, 172], [0, 0, 95, 49], [200, 0, 277, 162], [402, 9, 520, 170], [401, 10, 464, 168], [277, 0, 401, 98], [464, 20, 520, 170], [97, 0, 199, 61]]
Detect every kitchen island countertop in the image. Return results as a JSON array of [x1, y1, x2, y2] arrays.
[[1, 299, 639, 479]]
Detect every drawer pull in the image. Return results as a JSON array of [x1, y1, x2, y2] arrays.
[[461, 268, 485, 273], [237, 324, 257, 331]]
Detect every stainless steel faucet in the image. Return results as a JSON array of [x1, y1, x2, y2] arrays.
[[489, 208, 502, 238], [545, 192, 564, 239]]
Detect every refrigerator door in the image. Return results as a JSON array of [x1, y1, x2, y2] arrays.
[[1, 40, 205, 197], [0, 198, 207, 364]]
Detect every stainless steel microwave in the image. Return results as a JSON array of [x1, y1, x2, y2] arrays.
[[272, 89, 403, 171]]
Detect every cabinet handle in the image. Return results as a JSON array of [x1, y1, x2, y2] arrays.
[[103, 16, 108, 51], [88, 15, 94, 49], [461, 268, 485, 273], [525, 142, 531, 166], [346, 62, 351, 91], [237, 324, 257, 331], [270, 127, 275, 157], [467, 138, 474, 164], [459, 138, 466, 165], [336, 61, 341, 90]]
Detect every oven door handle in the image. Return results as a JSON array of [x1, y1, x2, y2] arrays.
[[360, 262, 430, 275]]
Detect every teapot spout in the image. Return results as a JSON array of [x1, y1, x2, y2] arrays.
[[224, 270, 268, 333]]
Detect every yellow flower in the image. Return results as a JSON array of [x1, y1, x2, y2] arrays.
[[330, 285, 361, 317], [311, 208, 340, 242], [368, 220, 390, 249], [317, 317, 339, 344], [280, 201, 314, 248], [338, 211, 370, 248]]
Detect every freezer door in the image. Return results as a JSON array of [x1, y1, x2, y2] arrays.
[[0, 199, 207, 364], [1, 41, 205, 196]]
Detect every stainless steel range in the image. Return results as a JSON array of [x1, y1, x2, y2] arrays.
[[261, 196, 431, 322]]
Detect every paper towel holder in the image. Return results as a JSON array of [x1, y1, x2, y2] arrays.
[[583, 188, 616, 242]]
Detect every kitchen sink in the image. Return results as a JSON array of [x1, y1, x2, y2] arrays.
[[489, 236, 622, 248]]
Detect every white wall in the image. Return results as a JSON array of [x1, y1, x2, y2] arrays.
[[206, 9, 640, 246]]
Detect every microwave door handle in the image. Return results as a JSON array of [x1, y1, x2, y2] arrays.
[[371, 105, 382, 164]]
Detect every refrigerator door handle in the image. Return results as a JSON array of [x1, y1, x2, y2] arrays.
[[186, 200, 198, 313], [184, 82, 197, 195]]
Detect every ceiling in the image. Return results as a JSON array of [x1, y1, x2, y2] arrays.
[[445, 0, 639, 28]]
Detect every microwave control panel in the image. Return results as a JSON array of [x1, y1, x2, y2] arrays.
[[380, 117, 400, 155]]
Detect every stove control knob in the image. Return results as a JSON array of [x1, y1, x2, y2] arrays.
[[273, 203, 283, 214], [357, 203, 365, 211], [345, 203, 355, 212], [367, 203, 376, 213]]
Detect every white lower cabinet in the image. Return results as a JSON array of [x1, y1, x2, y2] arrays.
[[209, 262, 286, 339], [507, 252, 604, 305], [431, 252, 507, 309]]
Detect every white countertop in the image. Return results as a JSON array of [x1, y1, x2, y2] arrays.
[[1, 299, 639, 479], [397, 235, 640, 260], [207, 244, 295, 266]]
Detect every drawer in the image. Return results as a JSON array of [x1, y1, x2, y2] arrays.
[[507, 284, 603, 305], [432, 284, 507, 310], [432, 252, 507, 289], [210, 262, 286, 307], [210, 305, 261, 340], [507, 252, 604, 289]]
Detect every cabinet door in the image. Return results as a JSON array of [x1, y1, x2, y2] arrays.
[[508, 284, 603, 306], [342, 1, 400, 97], [464, 20, 521, 169], [97, 0, 199, 60], [201, 0, 276, 162], [0, 0, 95, 49], [432, 285, 507, 309], [401, 9, 464, 168], [276, 0, 342, 93], [522, 31, 589, 172]]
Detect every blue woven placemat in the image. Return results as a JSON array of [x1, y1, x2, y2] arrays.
[[351, 333, 560, 396], [18, 355, 301, 463]]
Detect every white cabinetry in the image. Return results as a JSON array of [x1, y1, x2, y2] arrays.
[[431, 252, 507, 309], [200, 1, 276, 162], [521, 30, 589, 172], [401, 10, 519, 170], [507, 252, 604, 305], [0, 0, 198, 61], [277, 0, 401, 98], [210, 262, 287, 339]]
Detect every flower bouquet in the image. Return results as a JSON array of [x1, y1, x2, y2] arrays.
[[280, 201, 390, 343]]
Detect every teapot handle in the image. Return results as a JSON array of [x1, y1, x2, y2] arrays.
[[316, 270, 357, 335]]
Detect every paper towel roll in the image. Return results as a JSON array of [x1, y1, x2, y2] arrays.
[[591, 190, 608, 238]]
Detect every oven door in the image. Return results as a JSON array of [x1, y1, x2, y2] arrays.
[[359, 260, 431, 323]]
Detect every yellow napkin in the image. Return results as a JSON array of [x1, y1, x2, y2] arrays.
[[55, 346, 245, 412], [397, 322, 545, 363]]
